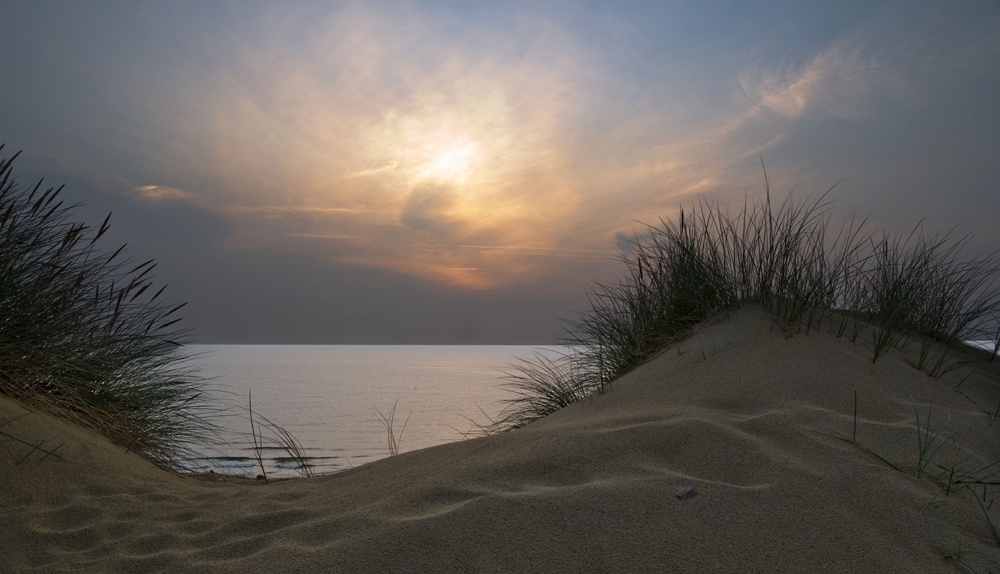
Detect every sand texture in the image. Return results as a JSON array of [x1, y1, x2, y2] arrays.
[[3, 306, 1000, 573]]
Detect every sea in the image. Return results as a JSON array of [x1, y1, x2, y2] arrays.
[[185, 340, 998, 478], [185, 345, 566, 478]]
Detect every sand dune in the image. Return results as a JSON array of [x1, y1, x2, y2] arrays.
[[3, 307, 999, 572]]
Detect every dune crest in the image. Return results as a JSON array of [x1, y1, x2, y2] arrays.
[[3, 306, 999, 573]]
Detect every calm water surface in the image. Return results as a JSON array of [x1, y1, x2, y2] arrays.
[[187, 345, 564, 477]]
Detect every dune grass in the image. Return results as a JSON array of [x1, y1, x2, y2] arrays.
[[376, 399, 411, 457], [492, 168, 1000, 432], [0, 146, 223, 471], [246, 390, 314, 481], [0, 147, 316, 475]]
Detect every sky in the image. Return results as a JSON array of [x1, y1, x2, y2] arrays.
[[2, 0, 998, 343]]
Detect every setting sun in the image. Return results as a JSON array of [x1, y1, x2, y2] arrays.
[[366, 102, 498, 190], [412, 129, 482, 185]]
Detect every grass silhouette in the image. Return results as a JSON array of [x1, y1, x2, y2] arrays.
[[376, 399, 410, 457], [0, 146, 222, 470], [492, 166, 1000, 432]]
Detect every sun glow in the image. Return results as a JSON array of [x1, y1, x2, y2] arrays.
[[362, 98, 502, 191], [210, 60, 580, 288], [412, 129, 483, 185]]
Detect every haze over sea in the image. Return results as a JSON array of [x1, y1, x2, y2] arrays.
[[188, 345, 564, 477]]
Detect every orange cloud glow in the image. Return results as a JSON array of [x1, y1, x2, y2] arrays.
[[178, 9, 591, 288], [117, 4, 992, 291]]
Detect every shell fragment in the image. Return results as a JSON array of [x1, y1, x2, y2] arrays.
[[675, 487, 698, 501]]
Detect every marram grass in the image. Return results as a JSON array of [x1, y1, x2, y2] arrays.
[[0, 146, 221, 471], [493, 173, 1000, 433]]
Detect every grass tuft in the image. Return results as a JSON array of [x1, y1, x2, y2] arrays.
[[249, 390, 269, 484], [489, 352, 596, 432], [246, 389, 314, 480], [375, 399, 410, 457], [904, 387, 955, 480], [0, 146, 221, 470], [493, 166, 1000, 432]]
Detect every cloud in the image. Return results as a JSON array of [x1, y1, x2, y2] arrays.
[[738, 37, 908, 120], [95, 2, 999, 294], [132, 185, 195, 201], [615, 232, 635, 257], [228, 205, 370, 215], [172, 5, 589, 289], [398, 184, 459, 234], [285, 233, 356, 240], [737, 6, 1000, 123], [409, 243, 616, 259]]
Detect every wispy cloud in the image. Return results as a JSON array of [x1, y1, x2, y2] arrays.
[[230, 205, 370, 215], [167, 4, 590, 288], [738, 37, 907, 120], [737, 6, 1000, 122], [408, 243, 618, 258], [104, 2, 999, 291], [286, 233, 356, 240], [132, 185, 195, 201]]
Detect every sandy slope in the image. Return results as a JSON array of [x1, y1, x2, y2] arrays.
[[2, 306, 999, 573]]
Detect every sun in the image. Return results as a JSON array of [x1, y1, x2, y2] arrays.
[[416, 138, 482, 184], [410, 127, 483, 185], [363, 112, 488, 187]]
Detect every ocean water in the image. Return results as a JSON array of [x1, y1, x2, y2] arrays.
[[186, 339, 997, 478], [186, 345, 564, 478]]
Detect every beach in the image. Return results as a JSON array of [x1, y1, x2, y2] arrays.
[[3, 306, 999, 572]]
